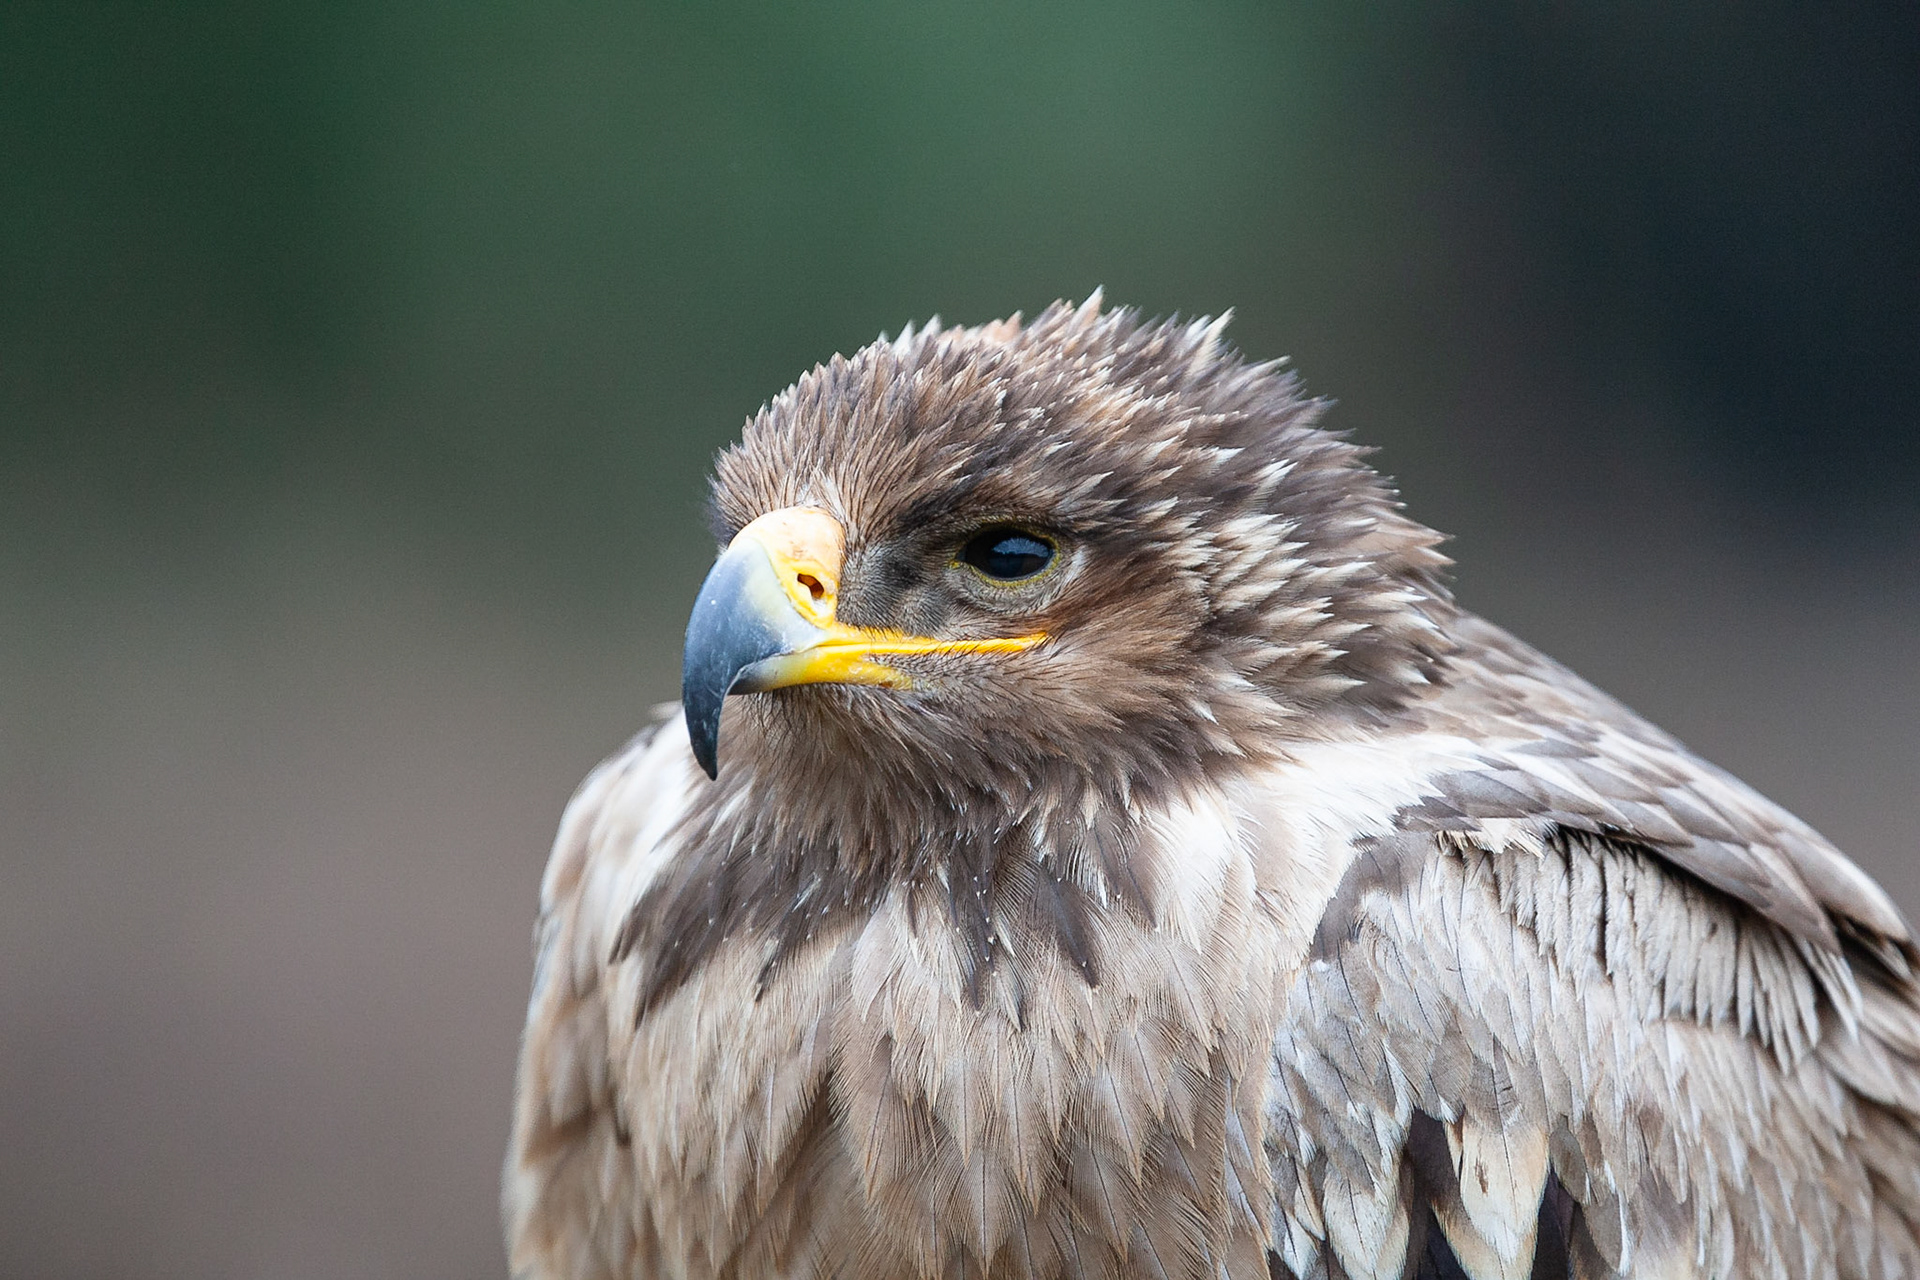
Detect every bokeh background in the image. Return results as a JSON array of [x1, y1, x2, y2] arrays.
[[4, 4, 1916, 1277]]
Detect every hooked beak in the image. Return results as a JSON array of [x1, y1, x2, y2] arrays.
[[680, 506, 1046, 779]]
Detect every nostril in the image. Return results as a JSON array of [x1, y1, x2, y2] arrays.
[[795, 572, 826, 601]]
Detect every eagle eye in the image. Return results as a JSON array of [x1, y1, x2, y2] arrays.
[[959, 527, 1055, 582]]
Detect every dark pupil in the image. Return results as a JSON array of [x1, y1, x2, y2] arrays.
[[962, 528, 1053, 580]]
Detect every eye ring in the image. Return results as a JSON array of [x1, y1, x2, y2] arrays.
[[956, 526, 1058, 583]]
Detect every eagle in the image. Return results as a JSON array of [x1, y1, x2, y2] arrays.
[[504, 297, 1920, 1280]]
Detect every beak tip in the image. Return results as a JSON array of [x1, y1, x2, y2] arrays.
[[682, 688, 724, 781]]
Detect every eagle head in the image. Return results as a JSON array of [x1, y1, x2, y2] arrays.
[[681, 296, 1454, 824]]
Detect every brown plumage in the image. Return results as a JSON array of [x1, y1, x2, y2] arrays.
[[504, 296, 1920, 1280]]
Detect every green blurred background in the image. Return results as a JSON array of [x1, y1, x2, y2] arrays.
[[3, 4, 1916, 1277]]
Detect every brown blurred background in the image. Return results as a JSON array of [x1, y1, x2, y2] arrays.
[[3, 4, 1917, 1277]]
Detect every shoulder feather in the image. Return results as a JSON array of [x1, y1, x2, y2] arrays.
[[1400, 614, 1909, 953], [503, 710, 697, 1280]]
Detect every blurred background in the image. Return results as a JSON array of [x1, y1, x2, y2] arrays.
[[3, 3, 1916, 1276]]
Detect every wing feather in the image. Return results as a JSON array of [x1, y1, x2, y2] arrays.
[[1266, 618, 1920, 1280]]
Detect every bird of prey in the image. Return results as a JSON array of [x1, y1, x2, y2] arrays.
[[504, 297, 1920, 1280]]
